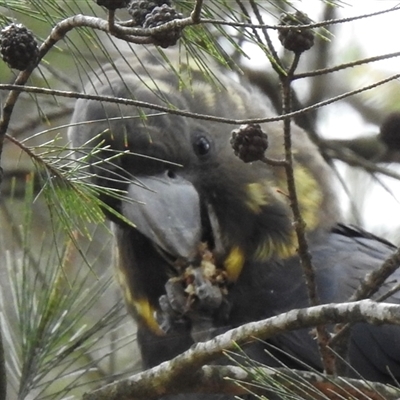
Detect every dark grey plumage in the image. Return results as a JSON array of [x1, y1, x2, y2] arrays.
[[68, 48, 400, 396]]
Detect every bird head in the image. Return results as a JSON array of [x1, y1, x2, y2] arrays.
[[68, 48, 340, 333]]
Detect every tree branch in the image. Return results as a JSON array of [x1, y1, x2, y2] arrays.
[[82, 300, 400, 400]]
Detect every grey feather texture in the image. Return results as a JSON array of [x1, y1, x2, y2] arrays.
[[68, 47, 400, 396]]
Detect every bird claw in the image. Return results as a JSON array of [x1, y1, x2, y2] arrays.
[[190, 267, 223, 311], [157, 267, 230, 341], [164, 278, 188, 315]]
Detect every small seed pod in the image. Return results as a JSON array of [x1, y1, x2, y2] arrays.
[[128, 0, 171, 26], [230, 124, 269, 163], [278, 11, 315, 53], [95, 0, 130, 10], [143, 4, 183, 48], [0, 23, 39, 71]]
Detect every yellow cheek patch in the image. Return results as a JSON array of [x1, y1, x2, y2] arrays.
[[228, 88, 246, 114], [245, 182, 272, 214], [224, 246, 245, 281], [192, 82, 217, 108], [134, 298, 164, 335], [292, 166, 323, 230], [275, 165, 323, 231], [116, 268, 164, 335], [254, 230, 297, 261]]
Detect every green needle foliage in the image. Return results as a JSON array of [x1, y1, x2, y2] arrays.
[[0, 179, 139, 400], [0, 1, 398, 400]]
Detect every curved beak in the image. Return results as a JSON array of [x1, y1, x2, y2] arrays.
[[121, 172, 202, 259]]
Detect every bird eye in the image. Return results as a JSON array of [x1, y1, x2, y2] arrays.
[[193, 136, 211, 157], [167, 169, 177, 179]]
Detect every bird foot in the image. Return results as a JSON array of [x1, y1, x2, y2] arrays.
[[156, 266, 231, 342]]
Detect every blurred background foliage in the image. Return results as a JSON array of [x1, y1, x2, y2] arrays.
[[1, 1, 400, 399]]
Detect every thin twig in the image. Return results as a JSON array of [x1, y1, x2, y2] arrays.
[[323, 144, 400, 182], [293, 50, 400, 81], [108, 9, 116, 33], [190, 0, 203, 23], [5, 133, 69, 182], [280, 53, 336, 375], [330, 247, 400, 359], [376, 282, 400, 302], [3, 69, 400, 127], [248, 0, 284, 74], [305, 3, 337, 109], [234, 0, 265, 56], [199, 5, 400, 30], [349, 247, 400, 303]]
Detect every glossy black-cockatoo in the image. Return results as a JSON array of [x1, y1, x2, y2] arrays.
[[68, 47, 400, 390]]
